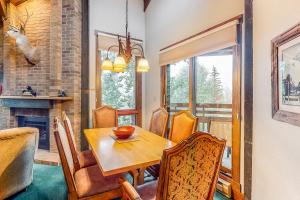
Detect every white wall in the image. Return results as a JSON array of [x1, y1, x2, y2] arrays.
[[253, 0, 300, 199], [144, 0, 243, 125], [89, 0, 146, 127]]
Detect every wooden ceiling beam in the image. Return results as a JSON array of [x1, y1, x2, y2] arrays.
[[144, 0, 151, 11], [10, 0, 27, 6]]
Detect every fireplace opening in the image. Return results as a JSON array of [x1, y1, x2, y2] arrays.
[[17, 116, 50, 150]]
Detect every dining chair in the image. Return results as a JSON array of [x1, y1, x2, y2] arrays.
[[62, 111, 96, 171], [54, 117, 123, 200], [121, 132, 226, 200], [146, 108, 169, 178], [92, 105, 118, 128], [147, 110, 198, 179], [209, 120, 232, 158], [168, 110, 198, 143], [149, 107, 169, 137]]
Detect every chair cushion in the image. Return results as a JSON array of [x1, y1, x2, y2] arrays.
[[137, 180, 157, 200], [74, 165, 121, 198], [78, 150, 97, 168]]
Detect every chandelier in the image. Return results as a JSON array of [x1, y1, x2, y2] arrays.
[[101, 0, 150, 73]]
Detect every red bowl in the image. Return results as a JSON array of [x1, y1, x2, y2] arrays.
[[113, 126, 135, 139]]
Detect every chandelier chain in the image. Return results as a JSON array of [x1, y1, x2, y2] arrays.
[[126, 0, 128, 37]]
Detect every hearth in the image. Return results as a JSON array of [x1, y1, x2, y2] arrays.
[[18, 116, 50, 150]]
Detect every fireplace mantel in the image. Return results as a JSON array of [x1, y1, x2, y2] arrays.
[[0, 96, 73, 109]]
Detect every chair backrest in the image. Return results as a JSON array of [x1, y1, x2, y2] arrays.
[[54, 117, 77, 194], [168, 110, 198, 143], [209, 120, 232, 147], [149, 107, 169, 137], [62, 111, 81, 171], [92, 106, 118, 128], [156, 132, 226, 200]]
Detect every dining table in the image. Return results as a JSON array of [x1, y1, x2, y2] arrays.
[[84, 126, 175, 187]]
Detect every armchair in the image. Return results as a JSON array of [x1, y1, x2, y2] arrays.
[[0, 127, 39, 199]]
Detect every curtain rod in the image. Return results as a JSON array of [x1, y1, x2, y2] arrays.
[[160, 14, 243, 52]]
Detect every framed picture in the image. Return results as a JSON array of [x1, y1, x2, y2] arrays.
[[272, 23, 300, 126]]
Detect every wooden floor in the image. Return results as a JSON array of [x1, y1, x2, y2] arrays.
[[34, 149, 60, 166]]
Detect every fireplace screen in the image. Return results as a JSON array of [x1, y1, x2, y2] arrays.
[[18, 116, 50, 150]]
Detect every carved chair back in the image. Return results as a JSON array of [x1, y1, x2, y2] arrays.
[[92, 106, 118, 128], [62, 111, 81, 171], [156, 132, 226, 200], [54, 117, 77, 195], [149, 107, 169, 137], [168, 110, 198, 143]]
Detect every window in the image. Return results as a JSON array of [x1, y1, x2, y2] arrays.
[[168, 59, 190, 118], [96, 50, 142, 126]]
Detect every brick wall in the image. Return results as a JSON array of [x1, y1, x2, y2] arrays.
[[0, 0, 82, 152], [62, 0, 82, 149]]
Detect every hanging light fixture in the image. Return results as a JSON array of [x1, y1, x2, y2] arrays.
[[101, 0, 150, 73]]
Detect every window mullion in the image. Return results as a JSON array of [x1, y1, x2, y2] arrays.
[[189, 57, 196, 115]]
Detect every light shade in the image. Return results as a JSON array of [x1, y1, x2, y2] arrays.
[[101, 58, 113, 70], [113, 55, 127, 72], [137, 58, 150, 72]]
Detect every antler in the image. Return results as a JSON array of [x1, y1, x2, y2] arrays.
[[16, 8, 33, 34]]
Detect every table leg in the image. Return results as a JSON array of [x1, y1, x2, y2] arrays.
[[138, 167, 146, 185]]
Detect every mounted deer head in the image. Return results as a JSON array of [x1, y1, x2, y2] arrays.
[[5, 8, 39, 65]]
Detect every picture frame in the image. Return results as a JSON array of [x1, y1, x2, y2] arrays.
[[272, 22, 300, 126]]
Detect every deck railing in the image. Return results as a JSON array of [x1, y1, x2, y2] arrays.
[[168, 103, 232, 131]]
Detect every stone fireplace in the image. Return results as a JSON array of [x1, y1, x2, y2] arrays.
[[0, 0, 82, 153]]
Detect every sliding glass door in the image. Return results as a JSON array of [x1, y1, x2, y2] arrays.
[[195, 48, 234, 173], [162, 46, 240, 183]]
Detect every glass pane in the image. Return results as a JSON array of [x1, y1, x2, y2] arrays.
[[168, 59, 190, 117], [118, 115, 136, 126], [100, 51, 136, 110], [195, 48, 233, 171]]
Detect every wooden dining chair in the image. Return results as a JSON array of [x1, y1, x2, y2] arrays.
[[146, 108, 169, 178], [147, 110, 198, 179], [168, 110, 198, 143], [62, 111, 96, 171], [92, 105, 118, 128], [209, 120, 232, 158], [121, 132, 226, 200], [54, 117, 123, 200], [149, 107, 169, 137]]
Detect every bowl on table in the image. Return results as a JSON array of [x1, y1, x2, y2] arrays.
[[113, 126, 135, 140]]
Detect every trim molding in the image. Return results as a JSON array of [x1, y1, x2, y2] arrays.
[[81, 0, 89, 151], [244, 0, 253, 199]]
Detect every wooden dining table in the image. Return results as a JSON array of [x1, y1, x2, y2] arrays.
[[84, 126, 175, 186]]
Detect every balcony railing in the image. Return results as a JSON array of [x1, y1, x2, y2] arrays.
[[168, 103, 232, 131]]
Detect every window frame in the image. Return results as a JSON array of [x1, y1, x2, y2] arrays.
[[95, 47, 142, 127]]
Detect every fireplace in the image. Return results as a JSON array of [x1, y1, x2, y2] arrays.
[[18, 116, 50, 150]]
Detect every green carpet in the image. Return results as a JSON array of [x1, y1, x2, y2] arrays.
[[8, 164, 67, 200], [8, 164, 230, 200]]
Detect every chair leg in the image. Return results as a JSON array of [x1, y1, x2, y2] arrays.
[[130, 169, 139, 189], [68, 192, 78, 200]]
